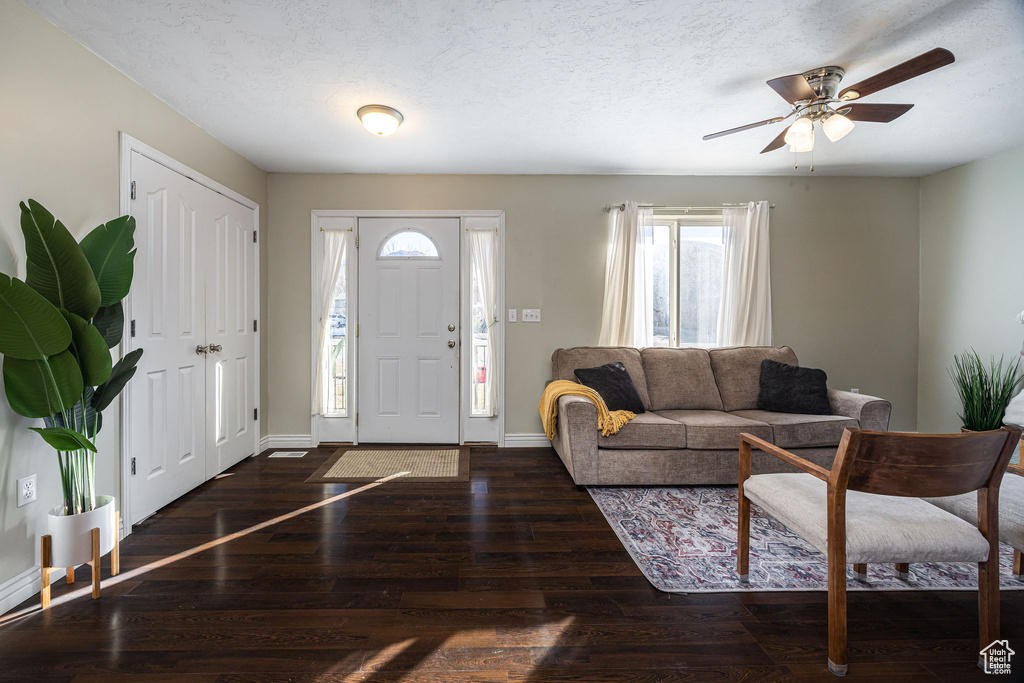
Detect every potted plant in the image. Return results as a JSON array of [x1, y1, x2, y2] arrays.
[[949, 350, 1023, 432], [0, 199, 142, 570]]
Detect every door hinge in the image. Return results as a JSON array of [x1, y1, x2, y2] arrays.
[[130, 319, 136, 337], [130, 181, 136, 200], [253, 230, 257, 243], [253, 319, 258, 332], [355, 235, 359, 248], [356, 323, 359, 338], [356, 413, 359, 427], [130, 457, 136, 475], [254, 408, 258, 421]]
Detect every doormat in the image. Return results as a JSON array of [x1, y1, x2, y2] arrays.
[[589, 485, 1024, 593], [305, 446, 470, 483]]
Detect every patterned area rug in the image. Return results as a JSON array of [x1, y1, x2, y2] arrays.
[[306, 446, 470, 483], [589, 486, 1024, 593]]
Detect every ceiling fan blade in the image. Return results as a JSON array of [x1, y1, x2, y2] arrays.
[[703, 117, 786, 141], [839, 103, 914, 123], [838, 48, 954, 100], [766, 74, 818, 103], [760, 126, 791, 154]]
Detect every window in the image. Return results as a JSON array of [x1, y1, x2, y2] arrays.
[[378, 229, 439, 259], [646, 216, 724, 348], [326, 262, 348, 414]]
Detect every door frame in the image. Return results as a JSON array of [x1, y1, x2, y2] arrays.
[[118, 133, 261, 533], [310, 209, 505, 447]]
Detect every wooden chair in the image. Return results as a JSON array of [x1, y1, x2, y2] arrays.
[[737, 427, 1021, 677]]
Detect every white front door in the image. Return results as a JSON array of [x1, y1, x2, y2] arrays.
[[128, 152, 257, 524], [357, 218, 460, 443]]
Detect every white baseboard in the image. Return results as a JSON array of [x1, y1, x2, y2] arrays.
[[259, 434, 313, 452], [0, 564, 65, 616], [503, 433, 552, 448]]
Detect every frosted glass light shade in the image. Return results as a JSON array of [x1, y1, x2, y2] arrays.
[[822, 113, 855, 142], [357, 105, 403, 136], [784, 117, 813, 145], [788, 129, 814, 153]]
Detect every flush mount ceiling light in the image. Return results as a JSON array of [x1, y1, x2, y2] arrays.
[[357, 105, 403, 136]]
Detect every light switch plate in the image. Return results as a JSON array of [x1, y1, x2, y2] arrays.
[[508, 309, 517, 323], [17, 474, 36, 507], [522, 308, 541, 322]]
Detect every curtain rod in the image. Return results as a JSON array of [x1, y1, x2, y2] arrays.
[[603, 203, 776, 213]]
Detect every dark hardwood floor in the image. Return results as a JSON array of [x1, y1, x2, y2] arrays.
[[2, 446, 1022, 682]]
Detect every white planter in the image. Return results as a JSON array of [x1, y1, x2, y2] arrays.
[[46, 495, 117, 567]]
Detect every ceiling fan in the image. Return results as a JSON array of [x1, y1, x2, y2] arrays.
[[702, 48, 955, 158]]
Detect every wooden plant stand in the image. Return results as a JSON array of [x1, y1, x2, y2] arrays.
[[40, 510, 121, 608]]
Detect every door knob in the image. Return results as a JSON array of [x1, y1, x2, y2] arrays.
[[209, 344, 223, 353], [448, 324, 456, 332], [448, 340, 456, 348], [196, 345, 210, 355]]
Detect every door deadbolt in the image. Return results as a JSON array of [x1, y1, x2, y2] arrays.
[[448, 340, 456, 348], [448, 324, 456, 332]]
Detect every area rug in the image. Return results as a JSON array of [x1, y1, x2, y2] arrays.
[[589, 485, 1024, 593], [306, 446, 470, 483]]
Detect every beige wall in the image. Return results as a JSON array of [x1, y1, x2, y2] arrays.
[[918, 144, 1024, 432], [267, 173, 921, 439], [0, 0, 267, 590]]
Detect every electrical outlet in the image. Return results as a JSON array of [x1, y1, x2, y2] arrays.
[[508, 308, 517, 323], [522, 308, 541, 323], [17, 474, 37, 507]]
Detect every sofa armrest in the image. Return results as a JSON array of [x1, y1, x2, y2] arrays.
[[551, 395, 599, 483], [828, 388, 892, 431]]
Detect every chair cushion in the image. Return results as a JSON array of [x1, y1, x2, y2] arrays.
[[598, 412, 686, 450], [552, 347, 652, 409], [925, 473, 1024, 551], [744, 473, 991, 564], [731, 410, 858, 448], [655, 410, 771, 450], [709, 346, 799, 412], [574, 362, 646, 414], [640, 348, 724, 411]]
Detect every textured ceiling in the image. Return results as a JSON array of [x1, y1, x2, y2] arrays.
[[21, 0, 1024, 176]]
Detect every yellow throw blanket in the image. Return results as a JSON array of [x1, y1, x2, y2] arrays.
[[539, 380, 636, 440]]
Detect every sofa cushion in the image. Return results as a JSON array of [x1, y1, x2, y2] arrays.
[[640, 348, 724, 411], [598, 412, 687, 450], [574, 362, 646, 414], [655, 410, 772, 450], [758, 359, 831, 415], [552, 347, 651, 409], [709, 346, 799, 412], [744, 473, 991, 564], [925, 473, 1024, 552], [731, 410, 857, 448]]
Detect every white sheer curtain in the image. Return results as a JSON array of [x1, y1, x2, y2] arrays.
[[313, 231, 347, 416], [598, 201, 656, 347], [470, 228, 498, 416], [717, 200, 772, 346]]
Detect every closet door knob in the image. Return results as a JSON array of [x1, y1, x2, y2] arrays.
[[448, 340, 456, 348], [196, 345, 210, 355], [209, 344, 223, 353]]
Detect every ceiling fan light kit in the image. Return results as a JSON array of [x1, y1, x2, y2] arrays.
[[702, 47, 955, 169]]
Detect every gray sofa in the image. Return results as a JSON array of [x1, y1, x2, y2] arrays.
[[549, 345, 892, 486]]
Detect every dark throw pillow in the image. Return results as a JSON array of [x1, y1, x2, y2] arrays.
[[574, 362, 646, 414], [757, 359, 831, 415]]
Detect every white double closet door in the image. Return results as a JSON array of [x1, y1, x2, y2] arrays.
[[127, 152, 258, 525]]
